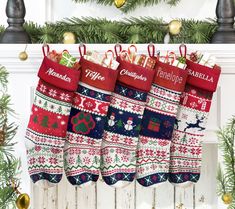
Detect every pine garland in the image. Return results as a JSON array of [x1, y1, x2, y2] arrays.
[[72, 0, 180, 13], [0, 17, 216, 44], [217, 117, 235, 208], [0, 66, 19, 209]]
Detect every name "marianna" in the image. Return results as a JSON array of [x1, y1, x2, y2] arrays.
[[46, 68, 71, 83]]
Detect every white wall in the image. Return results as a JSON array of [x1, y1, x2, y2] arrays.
[[0, 0, 217, 26]]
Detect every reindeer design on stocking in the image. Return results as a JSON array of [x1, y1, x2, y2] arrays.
[[184, 114, 206, 132]]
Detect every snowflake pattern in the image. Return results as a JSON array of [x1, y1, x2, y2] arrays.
[[60, 93, 70, 101], [40, 84, 47, 93], [49, 157, 58, 165], [38, 156, 45, 164], [83, 156, 91, 165], [124, 137, 133, 145], [134, 92, 143, 100], [96, 117, 101, 122], [49, 89, 57, 97]]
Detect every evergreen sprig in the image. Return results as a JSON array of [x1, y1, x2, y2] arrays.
[[0, 66, 19, 209], [72, 0, 180, 13], [217, 117, 235, 208], [2, 17, 216, 44]]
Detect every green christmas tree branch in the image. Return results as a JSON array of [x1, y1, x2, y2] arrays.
[[72, 0, 180, 13], [217, 117, 235, 208], [0, 17, 217, 43], [0, 66, 19, 209]]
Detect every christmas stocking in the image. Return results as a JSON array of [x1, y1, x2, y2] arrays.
[[168, 55, 221, 186], [63, 47, 119, 187], [25, 45, 80, 187], [136, 49, 188, 187], [101, 46, 155, 188]]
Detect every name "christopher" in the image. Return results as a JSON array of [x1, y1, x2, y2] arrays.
[[120, 69, 147, 81], [156, 67, 183, 85]]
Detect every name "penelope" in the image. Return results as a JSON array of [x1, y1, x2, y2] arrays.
[[46, 68, 71, 83], [156, 67, 183, 85]]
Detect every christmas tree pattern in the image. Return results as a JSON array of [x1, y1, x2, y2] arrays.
[[135, 124, 141, 132], [93, 156, 99, 164], [77, 155, 81, 164], [33, 115, 38, 123], [114, 154, 120, 163], [51, 122, 58, 129], [41, 116, 49, 127], [43, 101, 48, 109], [117, 119, 123, 128], [57, 106, 62, 113]]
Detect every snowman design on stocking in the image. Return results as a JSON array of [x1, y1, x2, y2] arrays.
[[124, 117, 135, 131], [108, 113, 116, 127]]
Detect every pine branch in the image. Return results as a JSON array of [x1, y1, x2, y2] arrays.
[[217, 164, 226, 196], [6, 17, 216, 44], [217, 116, 235, 205], [72, 0, 180, 13], [0, 66, 19, 209]]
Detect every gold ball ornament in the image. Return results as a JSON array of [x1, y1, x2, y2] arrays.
[[114, 0, 126, 8], [16, 193, 30, 209], [222, 193, 233, 205], [63, 32, 76, 44], [18, 51, 28, 61], [169, 20, 182, 35]]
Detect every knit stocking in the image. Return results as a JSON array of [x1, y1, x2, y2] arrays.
[[136, 60, 188, 187], [25, 46, 80, 187], [101, 56, 155, 188], [64, 56, 119, 187], [169, 59, 220, 186]]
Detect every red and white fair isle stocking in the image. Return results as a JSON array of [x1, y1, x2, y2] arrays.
[[64, 53, 119, 187], [101, 53, 155, 188], [169, 59, 221, 186], [25, 46, 80, 187], [136, 58, 188, 187]]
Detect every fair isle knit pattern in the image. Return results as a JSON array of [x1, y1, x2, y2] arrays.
[[168, 85, 211, 184], [26, 79, 74, 185], [136, 84, 181, 187], [168, 59, 221, 185], [64, 82, 112, 186], [101, 82, 147, 187]]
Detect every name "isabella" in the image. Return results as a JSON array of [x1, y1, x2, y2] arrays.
[[46, 68, 71, 83], [187, 69, 214, 83], [156, 67, 183, 85], [120, 69, 147, 81]]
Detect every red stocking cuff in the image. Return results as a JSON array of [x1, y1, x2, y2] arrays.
[[38, 56, 81, 92], [186, 60, 221, 92], [154, 61, 188, 92], [79, 57, 119, 92], [116, 57, 155, 92]]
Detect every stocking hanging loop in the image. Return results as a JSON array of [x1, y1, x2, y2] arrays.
[[114, 44, 122, 57], [79, 43, 86, 57], [148, 43, 155, 57], [42, 44, 49, 57], [179, 44, 187, 58]]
